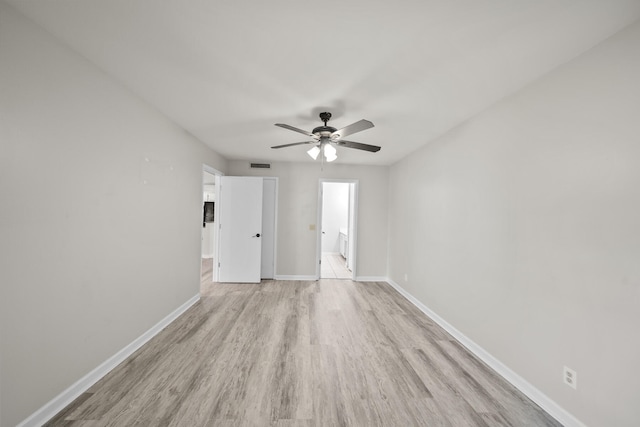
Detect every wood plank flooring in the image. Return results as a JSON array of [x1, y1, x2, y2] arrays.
[[45, 265, 560, 426]]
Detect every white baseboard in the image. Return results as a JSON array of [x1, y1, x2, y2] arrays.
[[355, 276, 387, 282], [274, 275, 318, 281], [385, 278, 586, 427], [272, 275, 388, 282], [17, 294, 201, 427]]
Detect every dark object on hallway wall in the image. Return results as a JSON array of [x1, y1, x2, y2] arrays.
[[203, 202, 214, 226]]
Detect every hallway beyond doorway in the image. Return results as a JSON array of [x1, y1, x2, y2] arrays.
[[201, 258, 213, 291], [321, 253, 351, 279]]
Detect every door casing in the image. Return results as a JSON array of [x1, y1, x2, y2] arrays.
[[316, 179, 359, 280]]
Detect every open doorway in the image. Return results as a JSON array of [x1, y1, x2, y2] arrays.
[[201, 166, 222, 291], [318, 180, 357, 279]]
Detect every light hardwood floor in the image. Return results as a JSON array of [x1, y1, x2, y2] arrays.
[[45, 262, 560, 426]]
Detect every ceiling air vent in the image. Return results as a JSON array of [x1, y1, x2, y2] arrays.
[[250, 163, 271, 169]]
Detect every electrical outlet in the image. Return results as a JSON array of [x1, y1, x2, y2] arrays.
[[404, 273, 408, 282], [563, 366, 577, 389]]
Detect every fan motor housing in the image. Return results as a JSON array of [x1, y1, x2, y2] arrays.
[[312, 125, 337, 136]]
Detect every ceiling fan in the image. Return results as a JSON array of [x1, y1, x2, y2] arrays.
[[272, 112, 380, 162]]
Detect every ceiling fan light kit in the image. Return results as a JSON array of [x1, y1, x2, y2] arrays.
[[273, 112, 381, 164], [324, 143, 337, 162], [307, 146, 321, 160]]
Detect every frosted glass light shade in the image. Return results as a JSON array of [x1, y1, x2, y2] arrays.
[[307, 146, 320, 160], [324, 144, 337, 162], [324, 144, 336, 156]]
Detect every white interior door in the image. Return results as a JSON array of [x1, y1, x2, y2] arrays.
[[218, 176, 263, 283]]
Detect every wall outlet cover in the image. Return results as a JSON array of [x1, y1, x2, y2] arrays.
[[563, 366, 577, 389]]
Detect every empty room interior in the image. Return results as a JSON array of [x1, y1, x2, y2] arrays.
[[1, 1, 640, 426]]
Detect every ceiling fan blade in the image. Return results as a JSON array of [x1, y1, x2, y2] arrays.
[[271, 141, 316, 149], [331, 119, 374, 139], [275, 123, 315, 138], [337, 140, 381, 152]]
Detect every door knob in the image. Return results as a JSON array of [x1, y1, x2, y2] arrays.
[[253, 233, 261, 238]]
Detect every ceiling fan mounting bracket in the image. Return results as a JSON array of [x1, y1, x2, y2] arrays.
[[319, 111, 332, 125]]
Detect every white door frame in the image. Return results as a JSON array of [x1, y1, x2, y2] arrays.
[[261, 177, 278, 279], [202, 164, 223, 283], [316, 178, 359, 280]]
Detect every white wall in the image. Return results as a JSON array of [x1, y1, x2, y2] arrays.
[[387, 21, 640, 427], [322, 182, 349, 254], [0, 3, 227, 426], [228, 161, 388, 278]]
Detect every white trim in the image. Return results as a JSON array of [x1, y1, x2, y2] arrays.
[[270, 177, 279, 279], [261, 176, 278, 279], [17, 295, 200, 427], [202, 164, 224, 283], [274, 275, 317, 281], [385, 278, 586, 427], [213, 173, 222, 282], [202, 164, 223, 177], [315, 182, 323, 280], [272, 275, 387, 282], [355, 276, 388, 282]]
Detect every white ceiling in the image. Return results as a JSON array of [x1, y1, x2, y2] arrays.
[[8, 0, 640, 166]]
